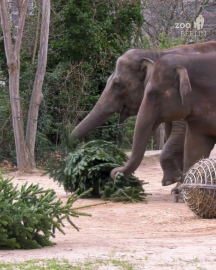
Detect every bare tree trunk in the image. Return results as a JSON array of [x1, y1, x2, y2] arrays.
[[25, 0, 50, 169], [156, 123, 165, 150], [0, 0, 32, 172]]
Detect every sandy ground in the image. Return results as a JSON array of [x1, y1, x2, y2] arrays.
[[1, 148, 216, 269]]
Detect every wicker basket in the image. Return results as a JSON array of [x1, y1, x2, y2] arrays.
[[182, 158, 216, 218]]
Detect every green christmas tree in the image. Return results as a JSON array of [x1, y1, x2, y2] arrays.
[[47, 140, 150, 202], [0, 175, 91, 249]]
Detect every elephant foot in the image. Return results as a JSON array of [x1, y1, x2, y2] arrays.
[[161, 170, 182, 186], [171, 181, 184, 203], [171, 181, 182, 194]]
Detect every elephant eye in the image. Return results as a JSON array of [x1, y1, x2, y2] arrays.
[[148, 90, 160, 102], [113, 82, 124, 93]]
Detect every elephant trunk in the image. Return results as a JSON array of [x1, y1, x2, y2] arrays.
[[71, 94, 119, 140], [111, 104, 159, 178]]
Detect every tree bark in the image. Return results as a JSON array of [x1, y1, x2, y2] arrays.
[[0, 0, 32, 172], [156, 123, 165, 150], [25, 0, 50, 169]]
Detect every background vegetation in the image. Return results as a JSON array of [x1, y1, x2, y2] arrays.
[[0, 0, 189, 167]]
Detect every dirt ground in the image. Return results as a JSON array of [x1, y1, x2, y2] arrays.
[[1, 151, 216, 270]]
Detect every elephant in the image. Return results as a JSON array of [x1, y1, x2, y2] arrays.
[[110, 52, 216, 183], [72, 41, 216, 186]]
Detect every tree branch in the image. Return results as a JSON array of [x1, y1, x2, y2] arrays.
[[0, 0, 13, 61], [14, 0, 29, 55]]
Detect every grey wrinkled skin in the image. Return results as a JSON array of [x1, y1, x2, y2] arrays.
[[110, 53, 216, 197], [72, 41, 216, 187], [160, 120, 187, 186]]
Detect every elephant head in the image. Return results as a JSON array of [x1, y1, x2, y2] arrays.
[[71, 49, 156, 140], [111, 54, 193, 178]]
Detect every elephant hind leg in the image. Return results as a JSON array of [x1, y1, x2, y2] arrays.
[[183, 127, 215, 174], [172, 128, 215, 201]]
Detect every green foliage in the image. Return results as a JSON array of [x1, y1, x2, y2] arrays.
[[45, 0, 145, 145], [142, 33, 187, 50], [0, 27, 7, 79], [48, 140, 148, 202], [103, 172, 148, 202], [84, 115, 126, 146], [50, 0, 144, 64], [120, 117, 136, 149], [0, 174, 90, 249], [156, 33, 187, 50], [0, 88, 15, 163]]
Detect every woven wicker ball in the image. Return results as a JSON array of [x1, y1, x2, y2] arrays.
[[182, 158, 216, 218]]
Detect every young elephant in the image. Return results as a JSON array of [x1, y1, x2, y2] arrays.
[[111, 53, 216, 181], [72, 42, 216, 186]]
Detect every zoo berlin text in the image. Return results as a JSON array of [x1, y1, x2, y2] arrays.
[[175, 14, 213, 37]]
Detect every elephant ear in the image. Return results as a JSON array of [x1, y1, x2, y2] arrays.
[[141, 58, 154, 84], [174, 65, 192, 105]]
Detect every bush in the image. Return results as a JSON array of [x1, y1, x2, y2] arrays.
[[44, 0, 144, 145], [48, 140, 149, 202], [0, 175, 90, 249]]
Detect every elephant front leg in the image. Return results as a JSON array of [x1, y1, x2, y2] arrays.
[[160, 120, 187, 186]]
